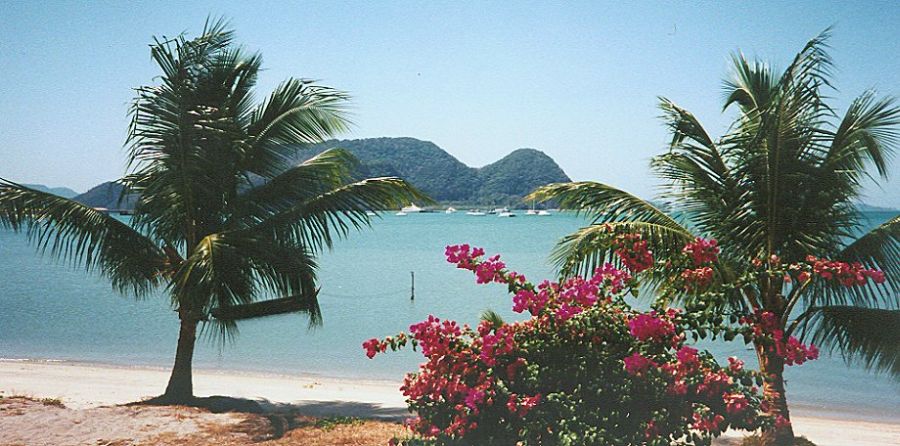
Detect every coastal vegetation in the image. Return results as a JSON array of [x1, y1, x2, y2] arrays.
[[367, 242, 767, 445], [531, 30, 900, 445], [0, 19, 425, 404], [365, 238, 881, 445]]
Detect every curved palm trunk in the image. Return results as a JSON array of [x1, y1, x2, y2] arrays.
[[753, 278, 795, 445], [755, 343, 795, 445], [162, 316, 199, 403]]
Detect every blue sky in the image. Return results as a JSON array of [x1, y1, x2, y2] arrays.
[[1, 1, 898, 206]]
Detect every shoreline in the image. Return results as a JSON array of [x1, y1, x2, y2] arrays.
[[2, 360, 899, 445], [0, 357, 403, 388], [2, 357, 896, 423], [0, 360, 407, 418]]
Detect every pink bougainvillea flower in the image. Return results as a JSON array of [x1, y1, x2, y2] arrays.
[[623, 352, 656, 375], [682, 237, 720, 266], [613, 233, 654, 273], [676, 345, 700, 369], [628, 312, 675, 341], [362, 338, 385, 359], [723, 392, 750, 415]]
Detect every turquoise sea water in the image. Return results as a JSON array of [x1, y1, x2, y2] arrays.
[[1, 211, 897, 421]]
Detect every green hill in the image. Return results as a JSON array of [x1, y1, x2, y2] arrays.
[[72, 181, 135, 210], [69, 137, 572, 208], [477, 148, 570, 204], [302, 137, 571, 204]]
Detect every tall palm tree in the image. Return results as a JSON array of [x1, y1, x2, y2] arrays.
[[0, 19, 427, 404], [530, 30, 899, 445]]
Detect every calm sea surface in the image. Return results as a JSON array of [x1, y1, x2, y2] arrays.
[[1, 211, 897, 420]]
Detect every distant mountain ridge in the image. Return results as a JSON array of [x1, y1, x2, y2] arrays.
[[856, 203, 899, 213], [54, 138, 569, 209], [72, 182, 135, 210], [301, 137, 571, 204], [22, 184, 79, 199]]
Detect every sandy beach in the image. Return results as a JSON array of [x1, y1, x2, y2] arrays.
[[0, 361, 408, 414], [1, 360, 898, 445]]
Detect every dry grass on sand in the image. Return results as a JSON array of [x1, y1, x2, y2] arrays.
[[0, 396, 406, 446]]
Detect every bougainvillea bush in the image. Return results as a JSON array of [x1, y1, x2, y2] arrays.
[[364, 234, 881, 445]]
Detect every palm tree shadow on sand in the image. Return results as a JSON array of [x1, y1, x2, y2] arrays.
[[132, 395, 409, 440]]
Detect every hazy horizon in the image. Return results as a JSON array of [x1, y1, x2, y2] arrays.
[[2, 1, 898, 206]]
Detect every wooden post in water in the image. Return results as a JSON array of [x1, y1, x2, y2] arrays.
[[410, 271, 415, 300]]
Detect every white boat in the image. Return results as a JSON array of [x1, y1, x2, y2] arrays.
[[525, 209, 538, 215], [396, 211, 407, 216], [466, 209, 486, 216], [401, 203, 423, 213], [445, 206, 457, 214], [489, 207, 509, 215], [537, 210, 551, 216], [498, 211, 516, 218], [366, 211, 377, 216]]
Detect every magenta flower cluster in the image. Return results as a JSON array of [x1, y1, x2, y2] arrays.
[[628, 312, 676, 341], [365, 236, 886, 444]]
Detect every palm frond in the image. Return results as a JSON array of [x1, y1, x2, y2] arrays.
[[230, 148, 358, 225], [529, 182, 693, 275], [243, 79, 351, 179], [0, 179, 165, 295], [126, 20, 250, 245], [778, 27, 835, 98], [659, 98, 720, 153], [480, 309, 506, 330], [210, 294, 322, 324], [528, 182, 683, 226], [170, 230, 320, 329], [823, 91, 900, 180], [840, 215, 900, 280], [254, 177, 430, 253], [653, 98, 744, 249], [551, 221, 694, 277], [716, 29, 841, 261], [722, 52, 778, 113], [203, 293, 322, 344], [805, 306, 900, 378], [210, 47, 263, 125], [807, 215, 900, 308]]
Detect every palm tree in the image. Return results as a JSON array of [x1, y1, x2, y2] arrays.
[[530, 30, 899, 445], [0, 19, 427, 404]]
